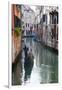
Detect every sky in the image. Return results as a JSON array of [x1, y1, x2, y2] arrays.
[[29, 5, 36, 12]]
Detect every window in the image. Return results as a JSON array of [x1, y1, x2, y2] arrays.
[[43, 15, 45, 22], [28, 23, 29, 27], [43, 14, 47, 23], [26, 23, 27, 27], [14, 15, 21, 27], [50, 11, 58, 24]]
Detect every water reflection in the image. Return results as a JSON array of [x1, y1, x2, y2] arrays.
[[12, 37, 58, 85], [23, 37, 58, 84]]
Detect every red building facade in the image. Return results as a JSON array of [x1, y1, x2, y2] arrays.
[[12, 4, 22, 63]]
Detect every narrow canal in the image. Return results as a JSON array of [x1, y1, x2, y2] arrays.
[[12, 37, 58, 85], [21, 37, 58, 85]]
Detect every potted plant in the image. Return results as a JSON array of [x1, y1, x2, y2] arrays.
[[15, 27, 22, 37]]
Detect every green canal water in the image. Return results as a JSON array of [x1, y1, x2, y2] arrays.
[[12, 37, 58, 85]]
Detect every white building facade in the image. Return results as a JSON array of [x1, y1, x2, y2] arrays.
[[34, 6, 58, 50], [21, 5, 35, 36]]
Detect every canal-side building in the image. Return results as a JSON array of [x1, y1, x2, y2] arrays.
[[34, 6, 58, 50], [12, 4, 22, 85], [49, 8, 58, 50], [12, 4, 22, 63], [34, 6, 44, 41], [42, 6, 58, 50], [21, 5, 35, 36]]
